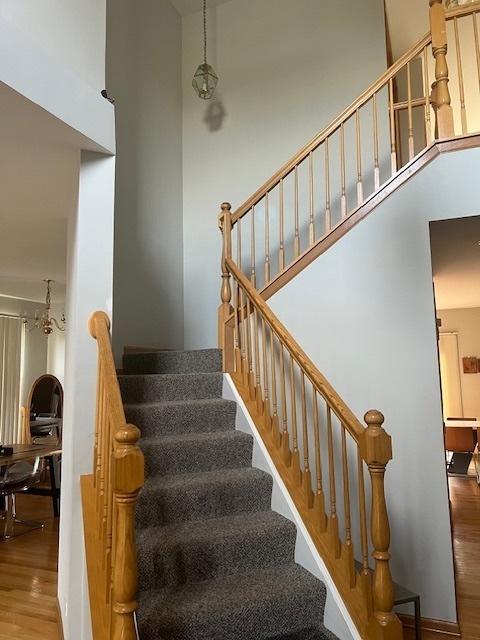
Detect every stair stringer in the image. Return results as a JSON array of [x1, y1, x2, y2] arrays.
[[223, 374, 360, 640]]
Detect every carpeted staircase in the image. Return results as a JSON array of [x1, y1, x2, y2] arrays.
[[119, 348, 337, 640]]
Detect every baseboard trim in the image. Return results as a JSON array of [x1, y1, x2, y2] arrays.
[[399, 613, 461, 637], [56, 598, 65, 640]]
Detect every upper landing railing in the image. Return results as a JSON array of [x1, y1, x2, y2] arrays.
[[227, 0, 480, 296]]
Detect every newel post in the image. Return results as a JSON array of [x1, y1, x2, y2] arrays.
[[429, 0, 455, 138], [218, 202, 234, 371], [362, 410, 403, 640], [111, 425, 144, 640]]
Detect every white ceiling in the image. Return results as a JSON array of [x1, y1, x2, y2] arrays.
[[384, 0, 430, 61], [431, 216, 480, 310], [170, 0, 231, 17], [0, 82, 80, 303]]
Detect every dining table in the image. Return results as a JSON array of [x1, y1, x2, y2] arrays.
[[0, 442, 62, 516]]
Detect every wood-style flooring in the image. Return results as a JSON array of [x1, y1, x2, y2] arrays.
[[449, 476, 480, 640], [0, 478, 478, 640], [0, 494, 59, 640]]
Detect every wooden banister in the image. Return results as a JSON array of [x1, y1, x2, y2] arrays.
[[82, 311, 145, 640], [231, 32, 431, 224], [220, 253, 401, 639], [227, 1, 480, 306], [225, 257, 364, 442]]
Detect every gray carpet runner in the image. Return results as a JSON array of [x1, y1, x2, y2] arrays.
[[120, 348, 335, 640]]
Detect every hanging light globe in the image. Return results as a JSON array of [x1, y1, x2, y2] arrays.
[[192, 63, 218, 100], [192, 0, 218, 100]]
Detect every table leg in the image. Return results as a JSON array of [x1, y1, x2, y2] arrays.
[[48, 456, 59, 517], [414, 596, 422, 640]]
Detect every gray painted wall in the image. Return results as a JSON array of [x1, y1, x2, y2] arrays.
[[107, 0, 184, 362], [182, 0, 387, 348], [268, 147, 480, 622]]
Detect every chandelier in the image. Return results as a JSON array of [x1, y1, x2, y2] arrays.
[[24, 279, 66, 335], [192, 0, 218, 100]]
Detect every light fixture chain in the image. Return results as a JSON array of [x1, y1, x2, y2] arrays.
[[203, 0, 207, 65]]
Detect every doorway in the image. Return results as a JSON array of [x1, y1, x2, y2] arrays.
[[430, 215, 480, 640]]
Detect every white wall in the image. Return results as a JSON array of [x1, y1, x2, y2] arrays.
[[438, 307, 480, 418], [182, 0, 387, 348], [47, 303, 66, 386], [0, 0, 106, 92], [58, 152, 115, 640], [268, 147, 480, 622], [107, 0, 184, 361]]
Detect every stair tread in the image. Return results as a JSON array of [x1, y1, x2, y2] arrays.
[[127, 348, 220, 357], [120, 371, 224, 404], [124, 396, 236, 410], [140, 430, 253, 477], [137, 509, 295, 549], [119, 371, 223, 381], [138, 563, 326, 640], [140, 429, 251, 446], [142, 465, 270, 492], [123, 348, 222, 375]]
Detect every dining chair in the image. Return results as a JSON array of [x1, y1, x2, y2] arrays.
[[0, 457, 45, 539]]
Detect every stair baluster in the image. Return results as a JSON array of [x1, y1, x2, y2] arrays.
[[429, 0, 455, 137]]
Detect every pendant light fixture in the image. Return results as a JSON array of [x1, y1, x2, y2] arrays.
[[23, 279, 66, 335], [192, 0, 218, 100]]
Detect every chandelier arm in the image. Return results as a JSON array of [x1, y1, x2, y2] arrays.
[[52, 317, 66, 331]]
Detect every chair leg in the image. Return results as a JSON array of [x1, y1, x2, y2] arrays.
[[2, 494, 14, 539], [11, 494, 45, 530], [0, 493, 44, 540]]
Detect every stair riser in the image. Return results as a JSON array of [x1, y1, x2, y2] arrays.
[[141, 435, 253, 477], [136, 475, 273, 528], [123, 349, 222, 375], [119, 373, 223, 404], [138, 521, 296, 590], [124, 400, 237, 437]]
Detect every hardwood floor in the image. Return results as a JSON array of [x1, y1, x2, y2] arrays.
[[449, 476, 480, 640], [0, 478, 478, 640], [403, 476, 480, 640], [0, 494, 59, 640]]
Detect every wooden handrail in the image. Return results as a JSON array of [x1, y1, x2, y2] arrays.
[[82, 311, 144, 640], [219, 246, 401, 638], [445, 0, 480, 19], [231, 0, 480, 225], [227, 0, 480, 311], [231, 32, 431, 224], [225, 255, 365, 442]]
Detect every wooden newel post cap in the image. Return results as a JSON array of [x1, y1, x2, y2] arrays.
[[114, 424, 141, 446], [362, 409, 392, 466], [218, 203, 232, 230], [364, 409, 385, 428], [114, 425, 144, 494]]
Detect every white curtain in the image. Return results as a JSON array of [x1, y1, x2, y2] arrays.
[[0, 317, 23, 444], [439, 332, 464, 419]]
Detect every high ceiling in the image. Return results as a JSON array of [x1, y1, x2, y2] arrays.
[[170, 0, 231, 17], [0, 82, 80, 302], [384, 0, 430, 61], [431, 216, 480, 310]]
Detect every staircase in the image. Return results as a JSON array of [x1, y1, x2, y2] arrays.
[[82, 2, 480, 639], [119, 349, 335, 640]]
